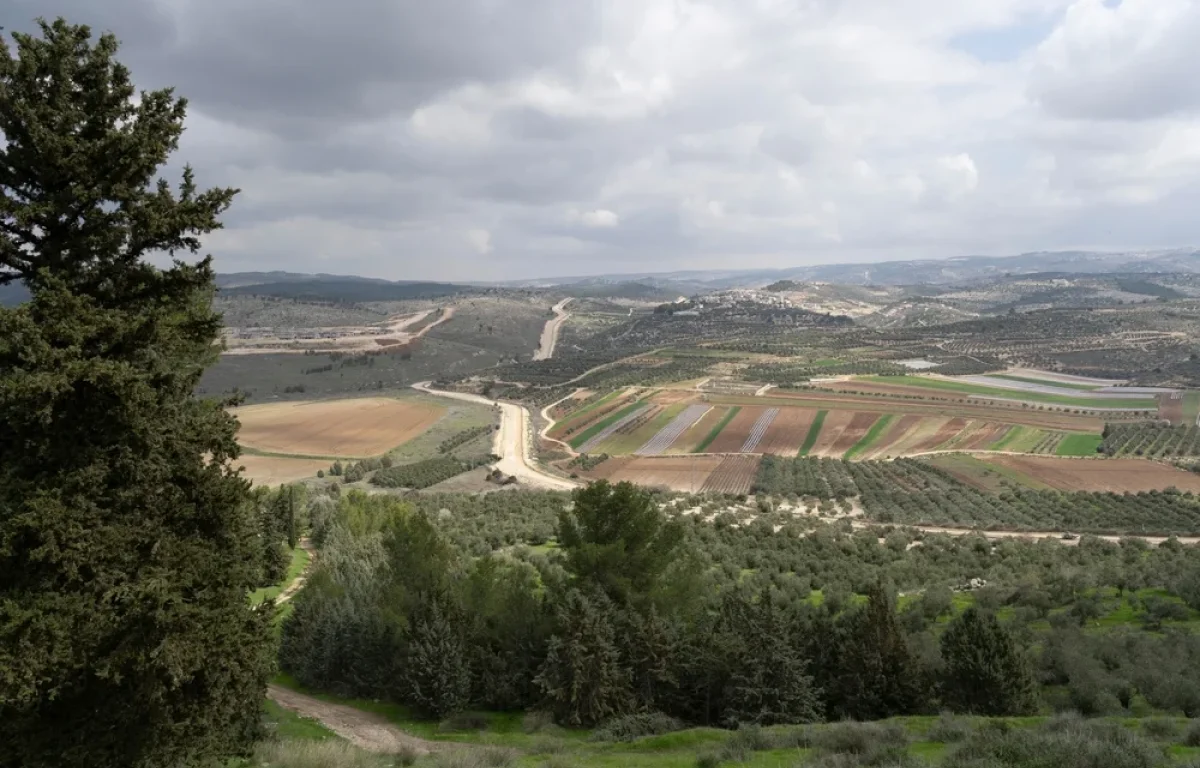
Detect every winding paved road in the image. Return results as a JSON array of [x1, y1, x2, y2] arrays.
[[413, 382, 579, 491]]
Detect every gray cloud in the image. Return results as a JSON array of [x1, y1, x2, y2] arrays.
[[6, 0, 1200, 280]]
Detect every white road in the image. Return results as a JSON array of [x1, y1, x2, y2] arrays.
[[412, 382, 579, 491], [532, 298, 573, 361]]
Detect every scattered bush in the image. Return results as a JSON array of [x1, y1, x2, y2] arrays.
[[590, 712, 686, 742], [926, 713, 973, 743], [522, 711, 556, 734], [811, 721, 910, 756], [1141, 717, 1180, 741], [439, 712, 490, 732]]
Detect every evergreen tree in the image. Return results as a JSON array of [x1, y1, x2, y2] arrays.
[[832, 583, 930, 719], [535, 589, 634, 726], [0, 19, 272, 768], [558, 480, 684, 606], [398, 595, 470, 718], [940, 606, 1037, 715]]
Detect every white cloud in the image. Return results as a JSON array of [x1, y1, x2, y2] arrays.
[[26, 0, 1200, 279]]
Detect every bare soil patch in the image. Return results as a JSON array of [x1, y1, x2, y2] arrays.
[[808, 409, 857, 457], [755, 407, 818, 456], [859, 413, 921, 459], [910, 417, 968, 452], [960, 422, 1010, 450], [236, 456, 329, 486], [267, 684, 445, 755], [982, 456, 1200, 493], [701, 455, 760, 494], [829, 412, 882, 455], [235, 397, 444, 457], [707, 406, 767, 453], [666, 406, 730, 454], [604, 455, 726, 493]]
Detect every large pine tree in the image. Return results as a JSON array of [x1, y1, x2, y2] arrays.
[[0, 19, 273, 767], [940, 606, 1037, 716]]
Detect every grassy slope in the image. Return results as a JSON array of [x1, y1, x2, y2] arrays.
[[694, 406, 741, 453], [798, 410, 827, 457], [992, 373, 1102, 391], [862, 375, 1157, 409], [1186, 391, 1200, 424], [1056, 433, 1104, 456], [845, 413, 893, 459]]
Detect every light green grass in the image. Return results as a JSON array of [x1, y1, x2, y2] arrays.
[[1185, 392, 1200, 424], [694, 406, 741, 453], [1056, 433, 1104, 456], [263, 699, 339, 742], [570, 402, 647, 449], [595, 403, 686, 454], [798, 410, 827, 457], [250, 546, 310, 605], [387, 398, 496, 463], [988, 425, 1026, 451], [845, 413, 892, 459], [861, 375, 1157, 410], [992, 373, 1103, 391]]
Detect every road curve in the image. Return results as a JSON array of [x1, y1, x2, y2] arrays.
[[533, 298, 573, 361], [413, 382, 579, 491]]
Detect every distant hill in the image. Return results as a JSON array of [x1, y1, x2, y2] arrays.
[[221, 278, 474, 303]]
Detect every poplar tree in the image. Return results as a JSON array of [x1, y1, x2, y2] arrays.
[[0, 19, 272, 768]]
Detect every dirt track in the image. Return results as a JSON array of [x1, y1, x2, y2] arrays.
[[267, 684, 446, 755], [532, 298, 572, 361], [412, 383, 578, 491]]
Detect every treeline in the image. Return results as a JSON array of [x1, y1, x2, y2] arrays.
[[438, 424, 495, 453], [754, 456, 1200, 535], [252, 485, 306, 586], [1102, 422, 1200, 457], [281, 483, 1200, 730], [325, 455, 394, 482], [369, 455, 495, 489]]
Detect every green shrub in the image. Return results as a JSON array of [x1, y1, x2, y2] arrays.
[[1141, 718, 1179, 741], [590, 712, 685, 742], [1184, 719, 1200, 747], [812, 721, 910, 755], [926, 713, 972, 743], [522, 711, 556, 734], [944, 717, 1162, 768]]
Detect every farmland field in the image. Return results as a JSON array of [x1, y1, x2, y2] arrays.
[[234, 396, 445, 458], [857, 375, 1158, 409], [980, 456, 1200, 493], [587, 455, 724, 493], [706, 406, 772, 453], [235, 455, 331, 486]]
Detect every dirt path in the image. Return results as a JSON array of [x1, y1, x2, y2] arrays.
[[533, 298, 572, 361], [412, 383, 579, 491], [267, 684, 446, 755], [276, 538, 315, 605], [539, 390, 581, 457]]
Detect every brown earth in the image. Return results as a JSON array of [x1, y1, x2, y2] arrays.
[[236, 455, 330, 486], [961, 422, 1010, 450], [706, 406, 768, 453], [808, 409, 857, 457], [982, 456, 1200, 493], [829, 412, 882, 455], [267, 684, 446, 755], [234, 397, 444, 458], [859, 413, 922, 459], [603, 455, 726, 492], [755, 407, 819, 457], [667, 406, 729, 454], [909, 417, 969, 452], [701, 455, 760, 494]]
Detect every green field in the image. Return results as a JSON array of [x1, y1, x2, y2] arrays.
[[991, 373, 1103, 391], [569, 401, 647, 449], [798, 410, 827, 456], [1056, 433, 1104, 456], [863, 375, 1157, 410], [694, 406, 741, 453], [594, 403, 686, 454], [1185, 391, 1200, 424], [845, 413, 893, 459]]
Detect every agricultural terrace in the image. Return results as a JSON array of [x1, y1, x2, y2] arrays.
[[549, 388, 1102, 460], [234, 396, 445, 458], [235, 456, 332, 487]]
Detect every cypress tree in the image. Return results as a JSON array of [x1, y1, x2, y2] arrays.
[[940, 606, 1037, 715], [834, 583, 930, 719], [399, 595, 470, 718], [0, 19, 272, 767]]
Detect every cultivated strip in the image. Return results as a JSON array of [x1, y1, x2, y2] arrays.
[[578, 405, 652, 453], [740, 408, 780, 452], [636, 404, 712, 456]]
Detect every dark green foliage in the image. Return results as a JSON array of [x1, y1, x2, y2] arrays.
[[398, 597, 470, 718], [371, 456, 488, 489], [438, 425, 494, 453], [558, 481, 685, 605], [943, 715, 1163, 768], [940, 608, 1037, 716], [590, 711, 685, 742], [535, 590, 634, 727], [0, 19, 272, 768]]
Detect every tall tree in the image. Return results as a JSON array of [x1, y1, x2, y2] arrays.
[[558, 480, 685, 606], [0, 19, 272, 768], [940, 607, 1037, 716]]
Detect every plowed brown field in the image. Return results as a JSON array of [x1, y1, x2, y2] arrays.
[[829, 412, 881, 455], [235, 397, 444, 457], [237, 456, 330, 486], [859, 414, 921, 459], [754, 407, 818, 456], [707, 407, 767, 453], [982, 456, 1200, 493], [666, 406, 728, 454], [701, 455, 760, 494], [909, 417, 968, 452], [961, 422, 1010, 450], [599, 455, 727, 492], [808, 410, 857, 457]]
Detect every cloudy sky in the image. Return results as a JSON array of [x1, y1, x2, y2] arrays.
[[9, 0, 1200, 280]]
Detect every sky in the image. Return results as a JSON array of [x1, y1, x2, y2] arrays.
[[8, 0, 1200, 281]]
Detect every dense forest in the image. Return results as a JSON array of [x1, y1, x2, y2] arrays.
[[279, 482, 1200, 733]]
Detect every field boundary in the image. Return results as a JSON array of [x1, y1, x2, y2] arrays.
[[798, 410, 827, 456], [694, 406, 740, 453], [845, 413, 893, 459]]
